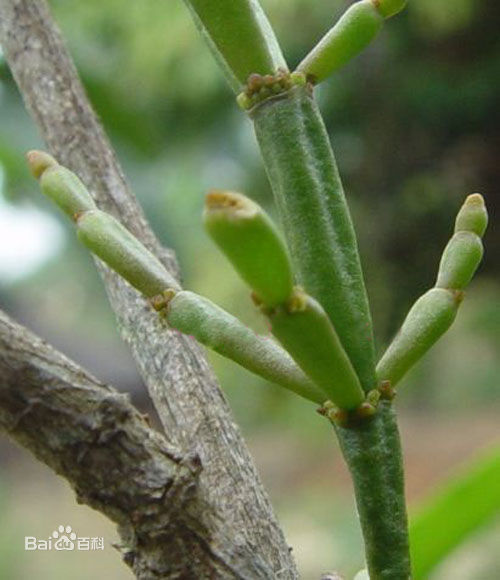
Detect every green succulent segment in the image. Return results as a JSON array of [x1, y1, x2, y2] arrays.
[[183, 0, 287, 88], [27, 150, 96, 218], [76, 210, 177, 297], [203, 190, 294, 307], [373, 0, 408, 19], [41, 167, 97, 218], [26, 150, 59, 179], [435, 232, 483, 290], [297, 1, 383, 84], [336, 402, 411, 579], [166, 291, 326, 404], [377, 194, 488, 387], [267, 289, 365, 410], [454, 193, 488, 237], [184, 7, 242, 94], [28, 152, 178, 296], [435, 194, 487, 290], [377, 288, 462, 387], [253, 86, 376, 393]]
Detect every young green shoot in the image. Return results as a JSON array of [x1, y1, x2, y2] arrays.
[[163, 290, 326, 404], [27, 150, 96, 218], [28, 152, 325, 403], [26, 2, 489, 576], [297, 0, 407, 84], [252, 86, 377, 393], [204, 190, 294, 308], [76, 210, 178, 297], [183, 0, 287, 88], [266, 288, 365, 410], [377, 194, 488, 387]]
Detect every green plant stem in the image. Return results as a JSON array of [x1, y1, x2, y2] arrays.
[[76, 210, 179, 297], [376, 288, 462, 388], [183, 0, 287, 88], [377, 194, 487, 387], [252, 86, 376, 392], [335, 402, 411, 579], [166, 290, 326, 404], [267, 289, 364, 410], [252, 87, 410, 575], [203, 189, 294, 308], [296, 0, 383, 84]]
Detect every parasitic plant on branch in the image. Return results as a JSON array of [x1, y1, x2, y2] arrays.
[[1, 0, 491, 578]]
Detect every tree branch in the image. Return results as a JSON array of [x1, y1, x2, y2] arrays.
[[0, 0, 296, 577], [0, 308, 212, 578]]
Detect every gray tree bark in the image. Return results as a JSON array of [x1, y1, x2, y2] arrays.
[[0, 309, 205, 576], [0, 0, 297, 577]]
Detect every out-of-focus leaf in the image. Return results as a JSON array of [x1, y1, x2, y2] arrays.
[[410, 445, 500, 579]]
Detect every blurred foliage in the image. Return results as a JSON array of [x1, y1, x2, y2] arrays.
[[410, 445, 500, 579], [0, 1, 498, 578]]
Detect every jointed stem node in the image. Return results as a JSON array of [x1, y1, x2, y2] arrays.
[[237, 69, 310, 111]]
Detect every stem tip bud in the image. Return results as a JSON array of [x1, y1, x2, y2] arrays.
[[26, 150, 58, 180]]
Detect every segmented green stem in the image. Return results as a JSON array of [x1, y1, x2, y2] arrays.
[[183, 0, 287, 88], [435, 232, 483, 290], [29, 153, 324, 402], [267, 289, 365, 410], [203, 189, 294, 308], [27, 150, 96, 218], [454, 193, 488, 236], [377, 194, 488, 387], [252, 86, 377, 393], [297, 0, 383, 84], [296, 0, 407, 84], [250, 84, 409, 577], [436, 194, 487, 290], [335, 401, 410, 579], [76, 210, 178, 297], [376, 288, 462, 387], [204, 190, 363, 408], [165, 290, 326, 404]]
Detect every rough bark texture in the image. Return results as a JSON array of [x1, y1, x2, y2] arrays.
[[0, 0, 297, 577], [0, 309, 209, 577]]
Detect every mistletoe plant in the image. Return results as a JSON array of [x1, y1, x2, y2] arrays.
[[26, 1, 488, 578]]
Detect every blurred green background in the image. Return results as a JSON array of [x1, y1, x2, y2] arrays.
[[0, 1, 498, 578]]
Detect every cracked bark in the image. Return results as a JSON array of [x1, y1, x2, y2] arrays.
[[0, 0, 297, 577]]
